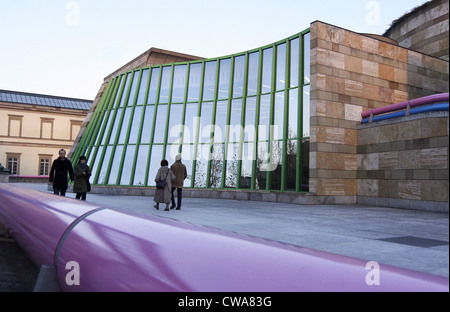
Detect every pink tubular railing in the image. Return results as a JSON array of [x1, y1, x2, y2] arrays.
[[0, 183, 448, 292], [361, 93, 449, 120]]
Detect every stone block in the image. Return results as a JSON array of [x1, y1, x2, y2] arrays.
[[357, 179, 379, 197], [398, 180, 422, 200], [357, 153, 378, 171], [421, 180, 449, 202], [379, 151, 399, 170], [419, 147, 448, 169]]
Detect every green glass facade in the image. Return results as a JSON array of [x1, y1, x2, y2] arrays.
[[73, 29, 311, 192]]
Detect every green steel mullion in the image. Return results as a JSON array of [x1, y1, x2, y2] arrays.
[[77, 80, 114, 165], [248, 49, 262, 190], [297, 34, 306, 192], [130, 67, 153, 186], [162, 65, 175, 159], [74, 83, 111, 168], [191, 60, 206, 188], [104, 72, 133, 185], [266, 43, 277, 190], [222, 57, 235, 189], [280, 39, 290, 191], [237, 53, 250, 189], [117, 69, 143, 186], [206, 60, 220, 188], [83, 82, 114, 161], [179, 63, 191, 151], [144, 66, 164, 186], [93, 75, 125, 184]]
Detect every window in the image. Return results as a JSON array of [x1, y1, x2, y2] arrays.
[[8, 115, 23, 137], [71, 121, 82, 141], [7, 153, 20, 175], [39, 155, 52, 176], [41, 118, 54, 139]]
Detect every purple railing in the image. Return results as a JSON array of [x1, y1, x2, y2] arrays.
[[361, 93, 449, 122], [0, 183, 448, 292]]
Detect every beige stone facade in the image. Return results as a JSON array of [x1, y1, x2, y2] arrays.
[[358, 112, 449, 211], [384, 0, 449, 61], [309, 21, 449, 205], [0, 91, 91, 178]]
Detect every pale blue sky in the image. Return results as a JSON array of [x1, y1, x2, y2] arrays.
[[0, 0, 428, 100]]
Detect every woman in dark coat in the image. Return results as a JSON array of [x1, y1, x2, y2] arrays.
[[49, 149, 74, 196], [73, 155, 91, 200], [153, 159, 176, 211]]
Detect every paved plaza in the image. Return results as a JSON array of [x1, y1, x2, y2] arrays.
[[1, 183, 448, 291]]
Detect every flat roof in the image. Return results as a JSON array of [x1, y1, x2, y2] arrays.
[[0, 89, 93, 111]]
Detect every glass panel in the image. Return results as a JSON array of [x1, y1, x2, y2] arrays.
[[128, 106, 143, 144], [273, 91, 285, 141], [261, 48, 273, 94], [126, 72, 139, 106], [118, 107, 132, 144], [290, 38, 300, 88], [120, 145, 136, 185], [202, 61, 217, 101], [288, 88, 298, 139], [133, 145, 149, 186], [255, 141, 268, 189], [247, 52, 259, 96], [302, 85, 310, 138], [159, 66, 172, 103], [198, 102, 213, 143], [166, 144, 180, 167], [210, 143, 224, 188], [276, 43, 287, 91], [100, 111, 114, 145], [225, 142, 239, 188], [181, 144, 194, 187], [107, 146, 124, 185], [301, 137, 310, 191], [148, 68, 160, 104], [187, 63, 202, 102], [228, 99, 242, 143], [269, 140, 282, 190], [183, 103, 199, 144], [119, 73, 132, 107], [112, 75, 124, 107], [97, 146, 112, 184], [259, 94, 271, 142], [140, 106, 155, 144], [153, 105, 167, 144], [148, 145, 164, 186], [240, 142, 254, 189], [232, 55, 245, 98], [214, 100, 227, 143], [172, 65, 187, 103], [217, 58, 231, 100], [89, 145, 103, 183], [136, 69, 150, 105], [304, 32, 311, 85], [244, 97, 256, 142], [194, 144, 210, 187], [108, 108, 123, 144], [286, 140, 297, 191], [167, 104, 183, 144]]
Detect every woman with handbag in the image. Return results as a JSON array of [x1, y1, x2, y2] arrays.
[[153, 159, 176, 211], [73, 155, 91, 201]]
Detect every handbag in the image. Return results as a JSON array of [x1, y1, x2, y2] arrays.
[[156, 169, 170, 189]]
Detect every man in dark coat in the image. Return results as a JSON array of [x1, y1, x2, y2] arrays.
[[49, 149, 74, 196]]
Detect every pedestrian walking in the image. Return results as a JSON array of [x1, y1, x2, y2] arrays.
[[73, 155, 91, 200], [154, 159, 176, 211], [170, 154, 187, 210], [49, 149, 75, 196]]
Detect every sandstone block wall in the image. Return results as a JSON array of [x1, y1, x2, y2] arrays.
[[309, 21, 449, 204], [357, 112, 449, 212]]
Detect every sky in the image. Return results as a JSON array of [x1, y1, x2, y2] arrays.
[[0, 0, 429, 100]]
